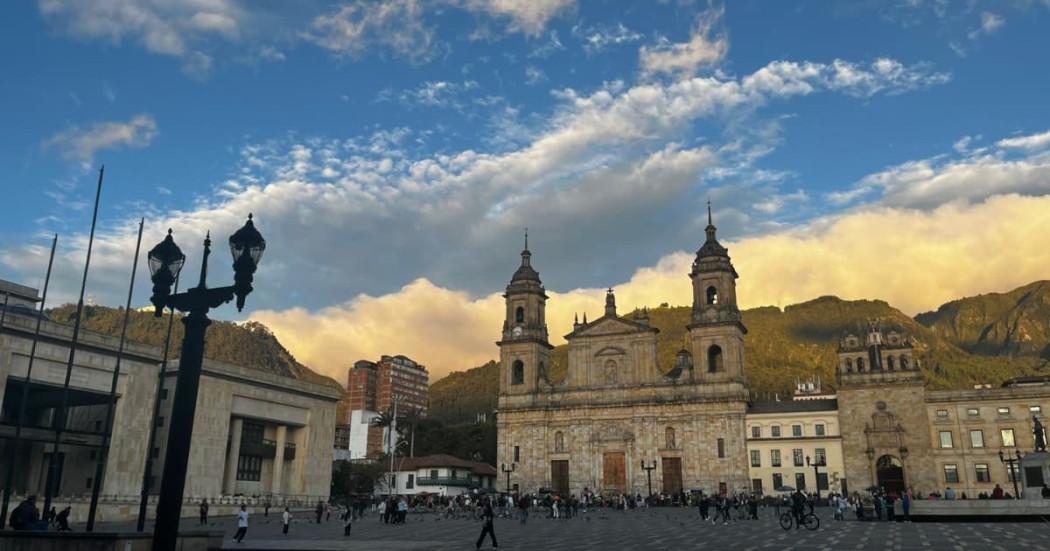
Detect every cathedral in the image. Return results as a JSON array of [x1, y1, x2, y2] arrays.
[[496, 210, 752, 497]]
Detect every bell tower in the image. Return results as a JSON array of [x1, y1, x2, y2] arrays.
[[687, 203, 747, 383], [497, 231, 552, 396]]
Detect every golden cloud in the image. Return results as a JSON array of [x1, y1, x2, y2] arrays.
[[252, 194, 1050, 382]]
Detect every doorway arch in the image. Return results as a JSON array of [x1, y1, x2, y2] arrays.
[[875, 455, 905, 493]]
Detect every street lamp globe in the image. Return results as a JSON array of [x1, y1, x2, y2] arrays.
[[147, 229, 185, 316], [229, 214, 266, 311]]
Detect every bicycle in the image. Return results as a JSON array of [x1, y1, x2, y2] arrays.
[[779, 510, 819, 531]]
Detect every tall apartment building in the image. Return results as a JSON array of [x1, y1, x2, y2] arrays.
[[342, 355, 429, 459]]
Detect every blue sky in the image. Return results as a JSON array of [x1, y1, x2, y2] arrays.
[[2, 1, 1050, 378]]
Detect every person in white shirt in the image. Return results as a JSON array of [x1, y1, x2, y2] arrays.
[[234, 505, 249, 543], [282, 507, 292, 535]]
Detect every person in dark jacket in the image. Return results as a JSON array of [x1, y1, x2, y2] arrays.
[[9, 495, 44, 530], [475, 497, 498, 550]]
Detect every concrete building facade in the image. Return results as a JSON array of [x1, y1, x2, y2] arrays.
[[0, 279, 341, 522], [745, 394, 845, 496]]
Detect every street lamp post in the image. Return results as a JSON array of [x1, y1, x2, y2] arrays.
[[806, 455, 826, 501], [641, 460, 657, 498], [148, 215, 265, 551], [501, 463, 516, 495], [999, 449, 1023, 498]]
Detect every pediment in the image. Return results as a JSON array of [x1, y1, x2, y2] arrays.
[[571, 316, 651, 338]]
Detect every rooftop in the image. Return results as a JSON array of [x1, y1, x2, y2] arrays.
[[748, 398, 839, 414], [394, 454, 496, 476]]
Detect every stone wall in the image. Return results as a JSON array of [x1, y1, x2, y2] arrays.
[[498, 398, 749, 496]]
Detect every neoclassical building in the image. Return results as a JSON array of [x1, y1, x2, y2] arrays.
[[496, 214, 751, 497]]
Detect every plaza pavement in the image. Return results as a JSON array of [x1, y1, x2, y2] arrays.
[[101, 506, 1050, 550]]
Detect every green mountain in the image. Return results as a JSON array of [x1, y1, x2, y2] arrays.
[[429, 287, 1050, 422], [915, 280, 1050, 359], [427, 360, 499, 425], [46, 304, 341, 390]]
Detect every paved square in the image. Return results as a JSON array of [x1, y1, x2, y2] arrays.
[[106, 506, 1050, 550]]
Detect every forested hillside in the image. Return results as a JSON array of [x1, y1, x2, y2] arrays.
[[47, 304, 340, 389], [916, 280, 1050, 359]]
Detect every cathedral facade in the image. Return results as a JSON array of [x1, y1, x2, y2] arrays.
[[496, 215, 751, 497]]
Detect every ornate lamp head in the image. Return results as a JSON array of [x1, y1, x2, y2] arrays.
[[229, 214, 266, 311], [147, 229, 185, 316]]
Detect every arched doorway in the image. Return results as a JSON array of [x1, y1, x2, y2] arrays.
[[876, 455, 905, 493]]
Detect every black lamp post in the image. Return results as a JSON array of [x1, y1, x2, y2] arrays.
[[501, 463, 516, 495], [806, 455, 826, 501], [641, 460, 657, 497], [999, 449, 1023, 498], [148, 215, 265, 551]]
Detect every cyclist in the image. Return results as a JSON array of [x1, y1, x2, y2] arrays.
[[790, 490, 805, 530]]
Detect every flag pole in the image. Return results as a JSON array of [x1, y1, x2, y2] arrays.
[[86, 217, 144, 530], [0, 234, 58, 527], [43, 165, 104, 515], [137, 272, 179, 532]]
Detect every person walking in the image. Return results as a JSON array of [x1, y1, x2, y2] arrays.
[[698, 493, 709, 521], [233, 505, 249, 543], [901, 490, 911, 521], [518, 494, 529, 525], [325, 501, 332, 522], [475, 497, 498, 550], [282, 507, 292, 535], [199, 498, 209, 526], [342, 505, 353, 536], [315, 500, 324, 524], [56, 506, 72, 531], [378, 498, 388, 523]]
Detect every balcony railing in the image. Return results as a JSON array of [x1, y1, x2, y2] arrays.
[[415, 476, 479, 488], [284, 443, 296, 460]]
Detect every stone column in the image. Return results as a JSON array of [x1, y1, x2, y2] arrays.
[[272, 425, 286, 496], [223, 418, 243, 495]]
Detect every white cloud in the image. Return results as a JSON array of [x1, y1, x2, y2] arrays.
[[303, 0, 437, 62], [381, 80, 481, 109], [997, 130, 1050, 150], [828, 129, 1050, 209], [37, 0, 249, 76], [743, 58, 950, 98], [43, 114, 158, 163], [572, 22, 643, 54], [639, 7, 728, 78], [969, 11, 1005, 39], [524, 66, 546, 85], [460, 0, 575, 37], [527, 30, 564, 58]]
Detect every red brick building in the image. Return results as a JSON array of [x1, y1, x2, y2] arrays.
[[341, 355, 429, 458]]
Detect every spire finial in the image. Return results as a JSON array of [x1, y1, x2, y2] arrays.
[[524, 227, 528, 251], [707, 199, 712, 226]]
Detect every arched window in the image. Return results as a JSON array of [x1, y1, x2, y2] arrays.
[[845, 358, 854, 372], [708, 345, 724, 373], [515, 306, 524, 324], [857, 357, 865, 372], [886, 356, 895, 370], [511, 360, 524, 385], [706, 286, 719, 305], [665, 427, 676, 449], [554, 431, 565, 452], [899, 356, 909, 370]]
